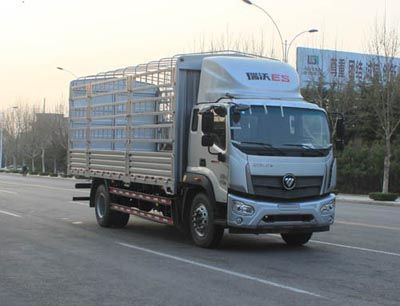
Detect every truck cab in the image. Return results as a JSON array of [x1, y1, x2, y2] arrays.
[[184, 56, 337, 247]]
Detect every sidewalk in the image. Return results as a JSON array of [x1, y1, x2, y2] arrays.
[[336, 193, 400, 207]]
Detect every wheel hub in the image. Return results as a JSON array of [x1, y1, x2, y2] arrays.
[[192, 204, 209, 238]]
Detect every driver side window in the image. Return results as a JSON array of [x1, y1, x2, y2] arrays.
[[212, 110, 226, 150]]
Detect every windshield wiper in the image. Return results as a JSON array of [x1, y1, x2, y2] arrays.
[[281, 143, 332, 156], [233, 141, 286, 155]]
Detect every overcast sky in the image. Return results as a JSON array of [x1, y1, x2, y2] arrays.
[[0, 0, 398, 110]]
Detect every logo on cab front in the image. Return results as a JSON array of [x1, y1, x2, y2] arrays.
[[246, 72, 290, 82], [282, 174, 296, 190]]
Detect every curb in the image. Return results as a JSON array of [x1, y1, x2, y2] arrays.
[[0, 172, 87, 181], [336, 197, 400, 208]]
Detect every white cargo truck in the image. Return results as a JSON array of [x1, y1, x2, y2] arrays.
[[69, 51, 343, 248]]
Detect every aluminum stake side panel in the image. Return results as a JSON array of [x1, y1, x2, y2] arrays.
[[68, 57, 177, 193]]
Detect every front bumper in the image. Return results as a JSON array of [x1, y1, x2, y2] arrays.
[[227, 193, 335, 233]]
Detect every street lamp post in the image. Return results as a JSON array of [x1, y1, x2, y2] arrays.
[[56, 67, 78, 78], [242, 0, 318, 62], [284, 29, 318, 62]]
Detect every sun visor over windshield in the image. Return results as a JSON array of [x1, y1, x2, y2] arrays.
[[197, 56, 302, 103]]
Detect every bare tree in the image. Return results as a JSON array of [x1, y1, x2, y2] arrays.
[[20, 105, 41, 172], [2, 112, 17, 167], [2, 105, 28, 168], [34, 114, 52, 173], [367, 20, 400, 193], [48, 103, 68, 173], [192, 28, 275, 58], [1, 102, 69, 174]]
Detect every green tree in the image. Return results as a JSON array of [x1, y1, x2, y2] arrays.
[[367, 21, 400, 193]]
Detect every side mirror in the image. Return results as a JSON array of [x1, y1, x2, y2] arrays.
[[201, 135, 214, 147], [201, 111, 214, 134], [336, 117, 345, 139], [232, 111, 241, 124]]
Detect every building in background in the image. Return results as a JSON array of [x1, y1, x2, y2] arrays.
[[296, 47, 400, 89]]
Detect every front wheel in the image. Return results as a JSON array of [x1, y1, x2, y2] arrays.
[[281, 233, 312, 246], [190, 193, 224, 248]]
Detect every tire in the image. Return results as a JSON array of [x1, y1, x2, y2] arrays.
[[281, 233, 312, 246], [111, 212, 130, 228], [190, 193, 224, 248], [94, 185, 129, 228]]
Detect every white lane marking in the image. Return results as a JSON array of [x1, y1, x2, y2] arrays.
[[0, 209, 22, 218], [269, 234, 400, 257], [117, 242, 324, 298], [72, 221, 83, 225], [0, 180, 87, 193], [310, 240, 400, 258], [0, 190, 18, 195], [69, 201, 88, 207], [336, 220, 400, 231]]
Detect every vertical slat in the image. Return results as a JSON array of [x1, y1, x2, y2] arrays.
[[86, 84, 92, 175]]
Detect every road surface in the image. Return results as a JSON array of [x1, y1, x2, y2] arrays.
[[0, 174, 399, 306]]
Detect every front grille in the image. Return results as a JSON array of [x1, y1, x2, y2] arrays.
[[251, 175, 322, 199]]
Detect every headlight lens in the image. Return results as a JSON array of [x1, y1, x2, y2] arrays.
[[232, 201, 255, 216], [320, 199, 335, 214]]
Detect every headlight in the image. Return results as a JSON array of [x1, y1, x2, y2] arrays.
[[320, 199, 335, 214], [232, 201, 255, 216]]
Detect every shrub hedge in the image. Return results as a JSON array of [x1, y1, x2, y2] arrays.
[[337, 141, 400, 194], [369, 192, 398, 201]]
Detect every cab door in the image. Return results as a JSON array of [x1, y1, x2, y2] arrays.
[[187, 106, 229, 203], [201, 108, 229, 202]]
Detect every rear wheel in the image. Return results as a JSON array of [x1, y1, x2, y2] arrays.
[[281, 233, 312, 246], [190, 193, 224, 248], [94, 184, 129, 228]]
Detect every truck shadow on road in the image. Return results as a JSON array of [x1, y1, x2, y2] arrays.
[[218, 234, 315, 253], [107, 220, 316, 254]]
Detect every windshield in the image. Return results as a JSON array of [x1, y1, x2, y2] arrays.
[[230, 105, 331, 156]]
